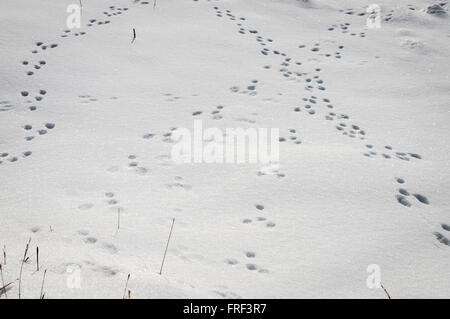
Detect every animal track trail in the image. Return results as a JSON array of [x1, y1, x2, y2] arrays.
[[363, 143, 423, 162], [30, 40, 59, 56], [210, 2, 431, 223], [211, 2, 425, 163], [0, 151, 33, 165], [0, 121, 54, 166], [6, 2, 148, 169], [212, 5, 309, 86]]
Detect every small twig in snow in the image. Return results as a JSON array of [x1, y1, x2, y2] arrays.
[[36, 247, 39, 272], [18, 238, 31, 299], [132, 28, 136, 43], [39, 269, 47, 299], [123, 274, 130, 299], [0, 264, 7, 299], [159, 218, 175, 275], [381, 283, 391, 299]]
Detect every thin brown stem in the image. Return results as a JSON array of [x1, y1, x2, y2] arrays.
[[381, 283, 391, 299], [123, 274, 130, 299], [36, 247, 39, 272], [159, 218, 175, 275], [0, 264, 7, 299], [40, 269, 47, 299], [18, 238, 31, 299], [0, 280, 16, 292]]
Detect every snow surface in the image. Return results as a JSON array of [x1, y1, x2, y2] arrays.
[[0, 0, 449, 298]]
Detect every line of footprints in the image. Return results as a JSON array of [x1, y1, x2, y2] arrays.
[[224, 204, 275, 274], [2, 1, 154, 165], [209, 2, 424, 164]]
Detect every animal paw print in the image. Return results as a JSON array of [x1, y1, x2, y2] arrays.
[[335, 121, 366, 140], [257, 161, 284, 178], [224, 251, 269, 273], [394, 177, 430, 208], [78, 95, 98, 104], [20, 89, 47, 102], [24, 123, 55, 141], [22, 60, 47, 76], [210, 105, 225, 120], [166, 176, 192, 191], [78, 192, 123, 213], [30, 41, 58, 54], [77, 230, 119, 254], [105, 192, 120, 208], [242, 204, 276, 229], [162, 92, 182, 102], [126, 154, 148, 175], [285, 129, 302, 145], [161, 129, 177, 144], [0, 150, 33, 165], [230, 80, 259, 97], [434, 224, 450, 246]]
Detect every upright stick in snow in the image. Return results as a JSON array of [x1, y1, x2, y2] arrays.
[[36, 247, 39, 272], [18, 238, 31, 299], [159, 218, 175, 275], [122, 274, 130, 299], [39, 269, 47, 299], [132, 28, 136, 43], [381, 283, 391, 299]]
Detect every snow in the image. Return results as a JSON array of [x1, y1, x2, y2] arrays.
[[0, 0, 449, 298]]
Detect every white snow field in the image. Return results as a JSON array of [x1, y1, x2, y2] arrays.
[[0, 0, 449, 299]]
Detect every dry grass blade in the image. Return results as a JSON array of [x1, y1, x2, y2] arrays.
[[36, 247, 39, 272], [18, 238, 31, 299], [0, 280, 16, 291], [381, 283, 391, 299], [0, 264, 7, 298], [40, 269, 47, 299], [159, 218, 175, 275], [123, 273, 130, 299]]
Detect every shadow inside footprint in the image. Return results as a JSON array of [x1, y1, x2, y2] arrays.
[[413, 194, 429, 205], [396, 195, 411, 207]]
